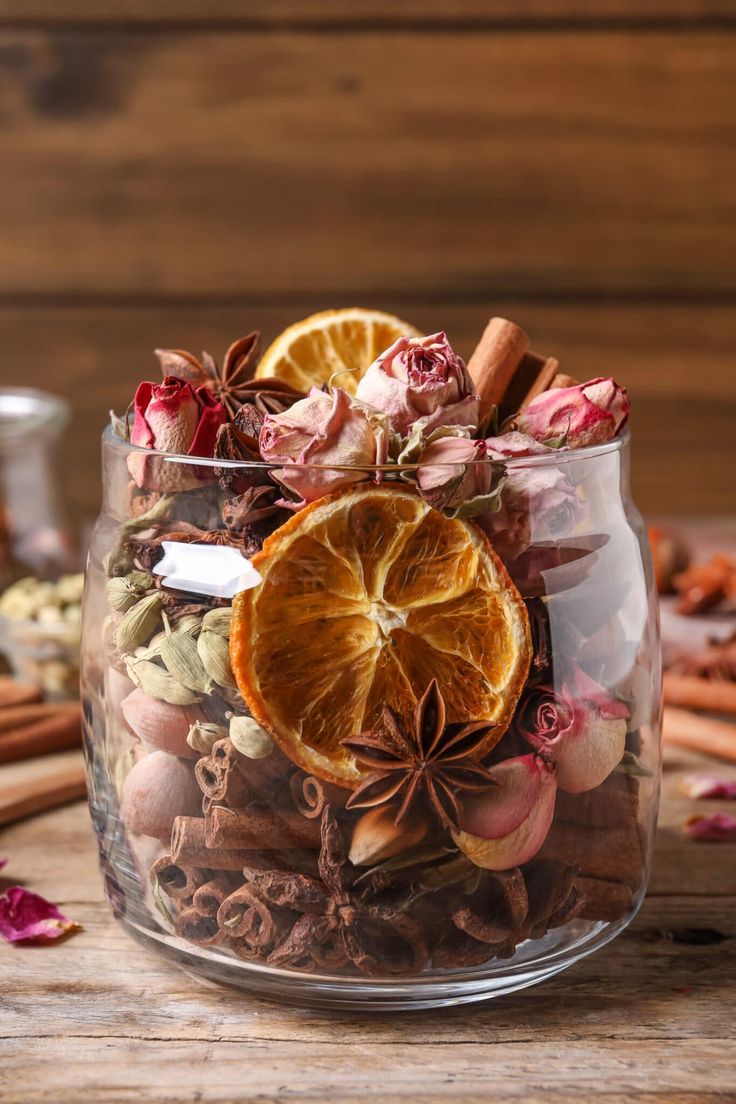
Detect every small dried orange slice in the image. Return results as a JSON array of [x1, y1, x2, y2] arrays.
[[231, 487, 531, 787], [255, 308, 419, 395]]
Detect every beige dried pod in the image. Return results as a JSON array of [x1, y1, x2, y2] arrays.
[[229, 716, 273, 759], [174, 615, 203, 638], [197, 629, 237, 689], [201, 607, 233, 638], [125, 656, 202, 706], [106, 572, 153, 613], [348, 806, 428, 867], [160, 614, 210, 693], [187, 720, 229, 755], [115, 592, 163, 655]]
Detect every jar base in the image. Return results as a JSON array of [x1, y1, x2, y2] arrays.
[[118, 910, 636, 1010]]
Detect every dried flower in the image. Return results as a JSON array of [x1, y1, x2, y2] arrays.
[[680, 774, 736, 800], [0, 886, 80, 944], [259, 387, 388, 505], [342, 679, 497, 833], [128, 376, 227, 491], [355, 331, 479, 436], [155, 332, 277, 420], [684, 814, 736, 841], [415, 434, 499, 513], [516, 377, 630, 449]]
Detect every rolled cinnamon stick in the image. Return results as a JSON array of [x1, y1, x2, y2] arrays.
[[289, 773, 348, 820], [0, 700, 79, 734], [663, 673, 736, 717], [217, 884, 294, 958], [500, 353, 560, 419], [175, 905, 225, 947], [550, 372, 578, 390], [0, 703, 82, 765], [195, 752, 251, 807], [150, 854, 205, 901], [576, 877, 634, 922], [466, 317, 530, 422], [205, 803, 321, 851], [192, 874, 242, 918], [663, 706, 736, 763], [171, 815, 254, 871], [0, 677, 43, 709], [214, 736, 291, 789], [0, 760, 86, 826]]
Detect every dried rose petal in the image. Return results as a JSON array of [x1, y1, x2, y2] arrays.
[[684, 814, 736, 842], [0, 886, 81, 944], [0, 858, 6, 871], [680, 775, 736, 800]]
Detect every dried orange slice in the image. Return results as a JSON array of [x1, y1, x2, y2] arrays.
[[255, 308, 419, 395], [231, 486, 531, 787]]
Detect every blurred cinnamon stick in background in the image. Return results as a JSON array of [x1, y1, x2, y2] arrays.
[[0, 701, 82, 765], [664, 673, 736, 716], [663, 706, 736, 764]]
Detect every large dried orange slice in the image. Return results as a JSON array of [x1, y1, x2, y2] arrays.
[[255, 308, 419, 395], [231, 486, 531, 787]]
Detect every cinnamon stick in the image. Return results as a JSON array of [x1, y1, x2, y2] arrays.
[[205, 803, 321, 851], [149, 854, 205, 900], [466, 317, 530, 422], [175, 905, 224, 947], [663, 706, 736, 763], [0, 761, 86, 826], [0, 677, 43, 709], [664, 673, 736, 717], [289, 773, 347, 819], [0, 702, 82, 765], [192, 874, 241, 918], [217, 884, 294, 958], [0, 701, 75, 734], [499, 352, 560, 419], [195, 752, 251, 807], [171, 815, 254, 871], [576, 877, 634, 922], [549, 372, 578, 390]]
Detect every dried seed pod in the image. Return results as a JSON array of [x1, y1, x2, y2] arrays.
[[187, 720, 229, 755], [174, 614, 203, 638], [160, 617, 210, 693], [115, 592, 163, 655], [348, 806, 429, 867], [201, 607, 232, 637], [106, 572, 153, 613], [197, 629, 237, 689], [229, 715, 273, 759], [125, 656, 202, 706]]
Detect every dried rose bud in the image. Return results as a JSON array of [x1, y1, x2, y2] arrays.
[[416, 435, 492, 510], [129, 376, 226, 491], [452, 754, 557, 870], [355, 331, 479, 436], [516, 377, 630, 449], [684, 814, 736, 841], [0, 886, 80, 944], [259, 387, 388, 505]]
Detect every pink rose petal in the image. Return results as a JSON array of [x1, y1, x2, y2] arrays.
[[684, 814, 736, 842], [680, 775, 736, 800], [0, 886, 81, 944]]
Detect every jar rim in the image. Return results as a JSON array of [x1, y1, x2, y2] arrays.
[[0, 388, 71, 441], [104, 424, 628, 473]]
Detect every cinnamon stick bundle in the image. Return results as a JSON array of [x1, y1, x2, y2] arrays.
[[663, 673, 736, 717], [0, 759, 87, 827], [663, 706, 736, 763], [205, 803, 321, 851], [0, 702, 82, 765]]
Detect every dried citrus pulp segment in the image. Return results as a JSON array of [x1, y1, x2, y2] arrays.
[[254, 308, 420, 395], [231, 487, 531, 788]]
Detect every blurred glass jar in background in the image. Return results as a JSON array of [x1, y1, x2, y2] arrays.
[[0, 388, 81, 698]]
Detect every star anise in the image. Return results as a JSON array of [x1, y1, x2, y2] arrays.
[[243, 808, 429, 976], [155, 332, 302, 420], [342, 679, 497, 833]]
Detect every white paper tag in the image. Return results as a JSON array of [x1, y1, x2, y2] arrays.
[[154, 541, 263, 599]]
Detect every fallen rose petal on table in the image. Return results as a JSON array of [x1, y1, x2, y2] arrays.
[[684, 814, 736, 842], [680, 774, 736, 800], [0, 886, 81, 944]]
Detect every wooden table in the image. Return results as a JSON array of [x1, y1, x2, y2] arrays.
[[1, 744, 735, 1104]]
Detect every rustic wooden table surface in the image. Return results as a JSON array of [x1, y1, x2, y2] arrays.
[[1, 744, 735, 1104]]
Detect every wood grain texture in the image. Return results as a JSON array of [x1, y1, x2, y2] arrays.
[[0, 302, 733, 523], [0, 29, 733, 299], [0, 2, 734, 25], [0, 745, 734, 1103]]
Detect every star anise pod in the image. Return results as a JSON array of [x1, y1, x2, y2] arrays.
[[155, 333, 304, 421], [342, 680, 497, 833]]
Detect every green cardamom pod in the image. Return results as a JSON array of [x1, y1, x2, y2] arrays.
[[173, 615, 203, 639], [125, 656, 202, 705], [106, 572, 154, 613], [186, 720, 229, 755], [201, 607, 232, 637], [197, 628, 237, 689], [115, 592, 163, 655], [229, 715, 273, 759], [161, 629, 210, 694]]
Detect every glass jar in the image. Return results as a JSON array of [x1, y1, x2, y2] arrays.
[[81, 427, 660, 1009]]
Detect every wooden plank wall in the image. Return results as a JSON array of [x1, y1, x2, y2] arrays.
[[0, 3, 733, 525]]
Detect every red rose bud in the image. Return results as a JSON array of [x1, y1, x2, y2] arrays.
[[355, 331, 479, 436], [128, 376, 226, 491], [517, 377, 630, 449], [0, 886, 81, 944]]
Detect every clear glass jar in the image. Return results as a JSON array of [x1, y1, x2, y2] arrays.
[[81, 427, 660, 1009]]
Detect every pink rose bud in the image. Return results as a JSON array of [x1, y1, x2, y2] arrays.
[[259, 387, 388, 505], [416, 435, 492, 510], [128, 376, 227, 491], [517, 377, 630, 449], [355, 332, 479, 436]]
